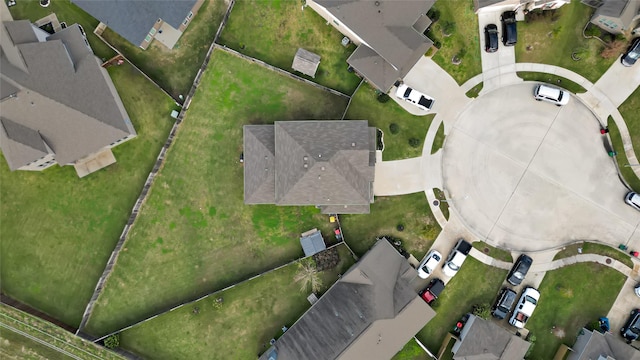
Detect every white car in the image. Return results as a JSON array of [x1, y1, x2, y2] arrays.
[[625, 192, 640, 211], [395, 84, 435, 111], [509, 287, 540, 328], [442, 239, 471, 278], [417, 250, 442, 279], [635, 283, 640, 298], [533, 84, 569, 106]]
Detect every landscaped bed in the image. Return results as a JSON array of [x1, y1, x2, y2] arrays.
[[472, 241, 513, 263], [516, 72, 587, 94], [84, 50, 349, 336], [117, 245, 355, 360], [218, 0, 361, 95], [525, 263, 625, 359], [0, 63, 176, 327]]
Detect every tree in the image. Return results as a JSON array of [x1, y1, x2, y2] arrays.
[[472, 303, 491, 320], [294, 258, 322, 293], [104, 334, 120, 349]]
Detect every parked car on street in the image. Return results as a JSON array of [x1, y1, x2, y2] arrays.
[[417, 249, 442, 279], [484, 24, 499, 53], [492, 288, 517, 319], [635, 283, 640, 297], [621, 37, 640, 67], [625, 191, 640, 211], [395, 84, 435, 111], [420, 278, 445, 304], [621, 309, 640, 343], [442, 239, 472, 278], [507, 254, 533, 286], [509, 287, 540, 328], [533, 84, 569, 106], [501, 11, 517, 46]]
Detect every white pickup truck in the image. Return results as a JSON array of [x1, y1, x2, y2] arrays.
[[509, 287, 540, 329]]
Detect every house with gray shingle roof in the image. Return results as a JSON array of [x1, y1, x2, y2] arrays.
[[258, 239, 435, 360], [585, 0, 640, 35], [451, 314, 530, 360], [243, 120, 376, 214], [305, 0, 436, 92], [568, 327, 640, 360], [0, 2, 136, 177], [71, 0, 204, 50], [474, 0, 569, 13]]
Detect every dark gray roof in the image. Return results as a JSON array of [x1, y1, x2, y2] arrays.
[[292, 48, 321, 78], [316, 0, 434, 91], [261, 240, 435, 360], [568, 328, 640, 360], [300, 230, 326, 257], [0, 118, 49, 170], [244, 121, 376, 214], [474, 0, 509, 10], [453, 315, 530, 360], [71, 0, 197, 47], [593, 0, 639, 28], [0, 17, 135, 168]]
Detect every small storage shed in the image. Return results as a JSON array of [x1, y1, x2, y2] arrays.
[[292, 48, 321, 78], [300, 228, 326, 257]]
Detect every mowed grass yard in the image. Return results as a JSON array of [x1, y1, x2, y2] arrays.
[[525, 263, 625, 359], [101, 0, 227, 99], [0, 64, 175, 327], [118, 245, 355, 359], [218, 0, 361, 94], [345, 85, 435, 161], [515, 0, 622, 83], [341, 193, 441, 259], [84, 50, 349, 336]]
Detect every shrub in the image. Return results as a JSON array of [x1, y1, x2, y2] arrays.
[[389, 123, 399, 134], [427, 8, 440, 22], [584, 24, 600, 37], [433, 40, 442, 49], [601, 40, 626, 59], [442, 21, 455, 36], [408, 138, 421, 148], [472, 303, 491, 320], [377, 93, 390, 103], [104, 334, 120, 349]]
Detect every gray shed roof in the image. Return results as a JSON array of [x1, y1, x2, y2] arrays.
[[300, 229, 326, 257], [292, 48, 321, 77], [0, 15, 135, 169], [568, 328, 640, 360], [316, 0, 435, 91], [453, 315, 530, 360], [71, 0, 197, 47], [260, 240, 435, 360]]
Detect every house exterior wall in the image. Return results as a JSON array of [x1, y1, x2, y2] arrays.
[[306, 0, 367, 46], [178, 0, 205, 32], [139, 19, 163, 49], [591, 14, 625, 33], [18, 153, 56, 171]]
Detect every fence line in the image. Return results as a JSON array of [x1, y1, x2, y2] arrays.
[[341, 79, 364, 120]]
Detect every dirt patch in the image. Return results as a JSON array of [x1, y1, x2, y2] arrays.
[[551, 327, 566, 338]]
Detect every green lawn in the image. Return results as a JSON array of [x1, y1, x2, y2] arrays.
[[100, 0, 227, 99], [84, 50, 349, 336], [345, 85, 435, 161], [553, 242, 634, 268], [392, 338, 429, 360], [0, 64, 175, 327], [426, 0, 482, 84], [8, 0, 114, 60], [433, 188, 450, 221], [515, 0, 622, 83], [608, 119, 640, 193], [218, 0, 361, 94], [516, 72, 587, 93], [430, 122, 446, 154], [341, 193, 441, 259], [472, 241, 513, 263], [525, 263, 625, 359], [617, 86, 640, 159], [0, 327, 71, 360], [118, 245, 355, 360], [415, 258, 508, 351], [465, 83, 483, 98]]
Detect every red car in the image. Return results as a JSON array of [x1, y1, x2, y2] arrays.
[[420, 278, 445, 304]]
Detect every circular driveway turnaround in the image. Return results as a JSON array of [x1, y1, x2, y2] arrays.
[[442, 83, 640, 252]]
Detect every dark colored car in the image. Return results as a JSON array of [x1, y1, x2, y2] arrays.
[[507, 254, 533, 286], [484, 24, 499, 53], [492, 288, 517, 319], [621, 309, 640, 343], [420, 278, 445, 304], [501, 11, 517, 46], [621, 37, 640, 67]]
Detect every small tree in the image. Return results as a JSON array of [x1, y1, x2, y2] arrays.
[[389, 123, 399, 134], [472, 303, 491, 320], [104, 334, 120, 349], [377, 93, 390, 103], [294, 258, 322, 293], [408, 138, 421, 148]]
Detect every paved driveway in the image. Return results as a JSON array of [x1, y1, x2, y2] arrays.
[[442, 83, 640, 252], [477, 10, 521, 93], [593, 55, 640, 107]]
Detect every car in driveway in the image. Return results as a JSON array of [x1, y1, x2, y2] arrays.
[[492, 288, 517, 319], [509, 287, 540, 328], [534, 84, 569, 106], [625, 192, 640, 211], [395, 84, 435, 111], [442, 239, 472, 278], [484, 24, 499, 53], [417, 249, 442, 279], [420, 278, 445, 304], [621, 309, 640, 343], [507, 254, 533, 286], [621, 37, 640, 67], [500, 11, 517, 46]]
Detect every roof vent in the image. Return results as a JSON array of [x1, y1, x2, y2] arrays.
[[321, 166, 325, 171], [303, 155, 308, 161], [375, 1, 380, 6], [303, 163, 308, 169], [318, 154, 322, 158], [351, 142, 356, 147]]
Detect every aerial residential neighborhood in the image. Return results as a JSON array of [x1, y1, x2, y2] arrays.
[[1, 0, 639, 360]]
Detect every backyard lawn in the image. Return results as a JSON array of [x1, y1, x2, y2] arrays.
[[218, 0, 361, 94], [100, 0, 227, 99], [345, 85, 435, 161], [525, 263, 625, 359], [515, 0, 622, 83], [392, 339, 429, 360], [415, 258, 508, 352], [84, 50, 349, 336], [118, 245, 355, 360], [426, 0, 482, 84], [0, 64, 175, 327], [341, 193, 441, 259]]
